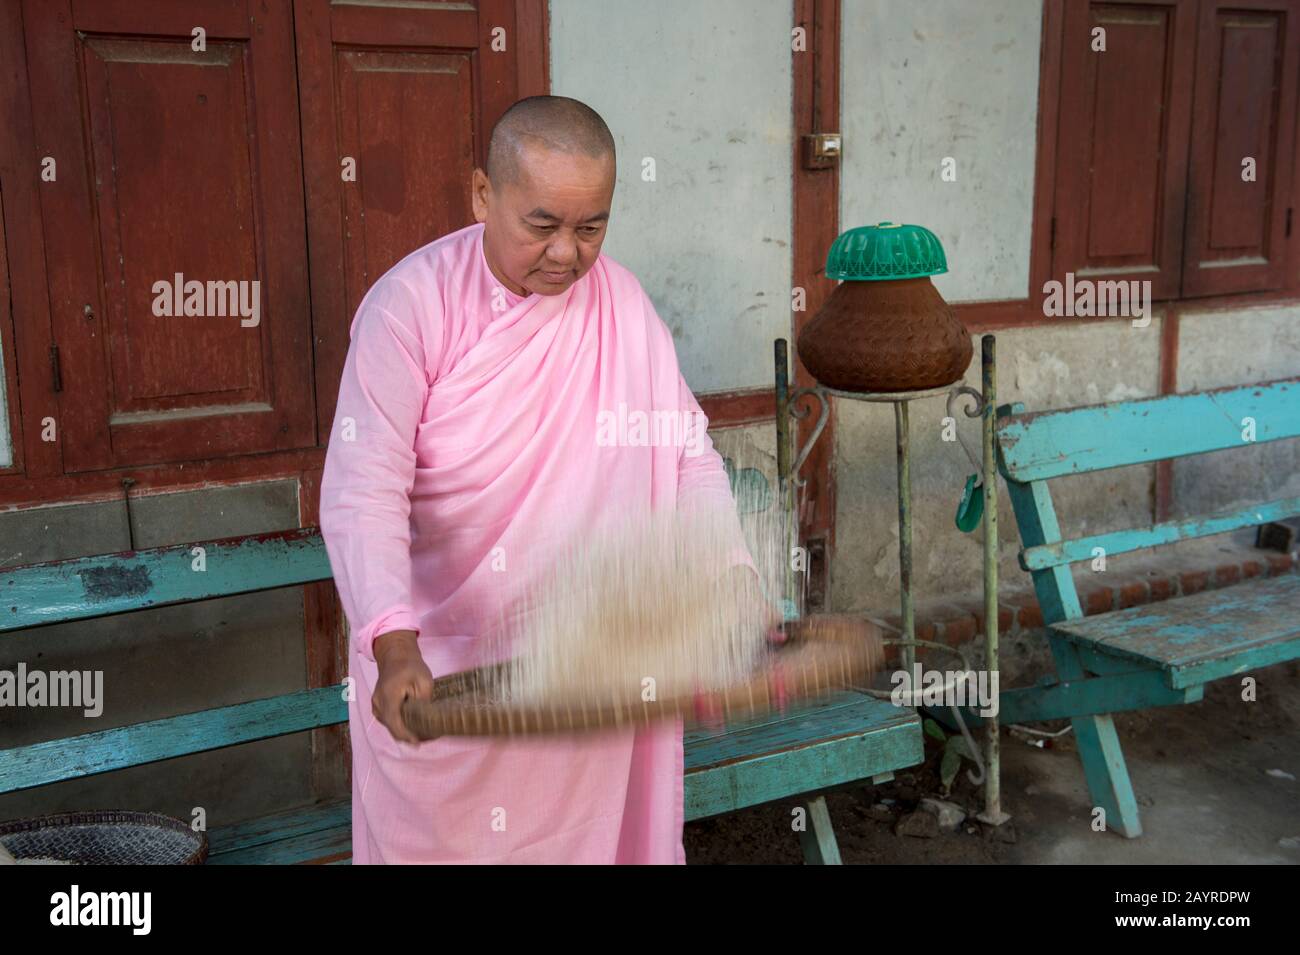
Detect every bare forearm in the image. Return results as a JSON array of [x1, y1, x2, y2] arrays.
[[374, 629, 420, 668]]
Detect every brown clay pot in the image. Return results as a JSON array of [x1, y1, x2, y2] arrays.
[[796, 277, 972, 393]]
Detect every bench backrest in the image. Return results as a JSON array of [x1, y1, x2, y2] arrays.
[[1, 528, 332, 634], [0, 529, 343, 795], [996, 377, 1300, 626], [1, 461, 770, 796]]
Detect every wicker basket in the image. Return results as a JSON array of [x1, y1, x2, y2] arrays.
[[0, 810, 207, 865], [400, 613, 883, 738], [798, 277, 972, 392]]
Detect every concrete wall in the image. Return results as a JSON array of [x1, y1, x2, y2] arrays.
[[549, 0, 794, 392], [1174, 305, 1300, 520], [831, 319, 1165, 612], [0, 480, 318, 826]]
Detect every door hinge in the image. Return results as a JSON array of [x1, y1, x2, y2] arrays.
[[1287, 207, 1293, 238], [50, 344, 62, 393]]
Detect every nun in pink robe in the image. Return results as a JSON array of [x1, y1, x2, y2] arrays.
[[319, 221, 754, 864]]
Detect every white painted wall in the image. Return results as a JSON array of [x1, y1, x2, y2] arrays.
[[1178, 304, 1300, 389], [1174, 305, 1300, 518], [840, 0, 1042, 302], [549, 0, 794, 392]]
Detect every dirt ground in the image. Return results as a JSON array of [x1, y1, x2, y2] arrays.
[[684, 659, 1300, 864]]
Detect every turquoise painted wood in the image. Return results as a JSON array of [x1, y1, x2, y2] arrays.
[[205, 692, 921, 865], [997, 401, 1141, 838], [0, 529, 332, 634], [208, 798, 352, 856], [5, 516, 926, 863], [1021, 495, 1300, 571], [998, 377, 1300, 482], [0, 686, 348, 794], [933, 669, 1203, 730], [682, 690, 922, 820], [1051, 574, 1300, 689], [210, 817, 352, 865], [797, 795, 842, 865], [995, 377, 1300, 840], [208, 799, 351, 865]]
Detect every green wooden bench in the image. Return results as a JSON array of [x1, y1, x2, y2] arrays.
[[982, 376, 1300, 838], [0, 529, 920, 864]]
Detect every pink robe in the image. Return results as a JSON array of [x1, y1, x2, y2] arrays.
[[319, 222, 751, 864]]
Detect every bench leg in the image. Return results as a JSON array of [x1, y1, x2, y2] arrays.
[[797, 795, 843, 864], [1050, 636, 1142, 838], [1071, 713, 1142, 838]]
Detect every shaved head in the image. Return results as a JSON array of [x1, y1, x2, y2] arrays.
[[486, 96, 616, 189], [472, 96, 617, 298]]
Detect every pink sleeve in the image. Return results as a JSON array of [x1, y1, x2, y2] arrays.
[[320, 277, 435, 663]]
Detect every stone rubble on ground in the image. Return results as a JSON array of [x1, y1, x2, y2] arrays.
[[868, 803, 895, 824], [895, 810, 939, 839], [920, 797, 967, 830]]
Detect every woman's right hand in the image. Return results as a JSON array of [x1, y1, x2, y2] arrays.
[[371, 629, 436, 743]]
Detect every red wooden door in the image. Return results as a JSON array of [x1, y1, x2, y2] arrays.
[[1181, 0, 1300, 297], [24, 0, 315, 471], [295, 0, 547, 437], [1052, 0, 1197, 300]]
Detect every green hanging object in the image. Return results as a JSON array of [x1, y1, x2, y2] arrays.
[[955, 474, 984, 533], [823, 221, 949, 281]]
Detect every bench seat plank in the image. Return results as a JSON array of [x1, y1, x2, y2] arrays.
[[208, 799, 352, 865], [210, 825, 352, 865], [203, 692, 922, 862], [683, 689, 921, 820], [1050, 575, 1300, 688], [207, 799, 351, 856]]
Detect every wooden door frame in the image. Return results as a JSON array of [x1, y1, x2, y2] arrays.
[[788, 0, 841, 609], [697, 0, 843, 607], [0, 0, 58, 485]]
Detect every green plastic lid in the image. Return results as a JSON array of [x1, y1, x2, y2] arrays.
[[825, 222, 948, 281]]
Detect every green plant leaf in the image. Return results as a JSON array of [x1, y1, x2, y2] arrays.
[[950, 735, 977, 761], [940, 745, 962, 790], [924, 718, 948, 742]]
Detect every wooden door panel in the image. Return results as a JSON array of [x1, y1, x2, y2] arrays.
[[336, 49, 478, 311], [296, 0, 549, 440], [25, 0, 314, 471], [1053, 0, 1197, 300], [83, 37, 264, 413], [1182, 0, 1300, 296]]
